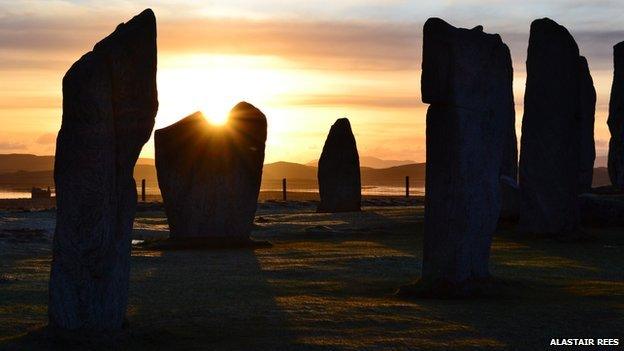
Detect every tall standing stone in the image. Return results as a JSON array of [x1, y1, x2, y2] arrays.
[[401, 18, 514, 297], [519, 18, 593, 236], [500, 39, 519, 220], [578, 56, 596, 193], [317, 118, 361, 213], [155, 102, 267, 244], [49, 9, 158, 335], [608, 42, 624, 189]]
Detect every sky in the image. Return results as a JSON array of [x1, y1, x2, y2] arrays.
[[0, 0, 623, 164]]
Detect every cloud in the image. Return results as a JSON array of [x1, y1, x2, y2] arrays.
[[0, 3, 622, 74], [36, 132, 57, 144], [0, 142, 26, 150], [159, 19, 420, 70], [282, 94, 420, 109], [0, 1, 621, 163], [0, 15, 422, 71]]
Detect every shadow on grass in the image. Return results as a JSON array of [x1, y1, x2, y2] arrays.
[[2, 246, 315, 350], [124, 247, 303, 350], [249, 207, 623, 349], [2, 206, 623, 350]]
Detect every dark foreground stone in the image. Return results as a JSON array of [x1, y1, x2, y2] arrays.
[[578, 56, 596, 194], [519, 18, 595, 236], [608, 42, 624, 189], [155, 102, 267, 244], [317, 118, 361, 212], [49, 9, 157, 335], [413, 18, 514, 296]]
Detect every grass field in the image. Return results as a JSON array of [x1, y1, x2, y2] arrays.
[[1, 203, 623, 350]]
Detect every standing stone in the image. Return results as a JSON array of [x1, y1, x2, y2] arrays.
[[578, 56, 596, 193], [155, 102, 267, 245], [400, 18, 514, 297], [49, 9, 157, 335], [500, 38, 519, 221], [519, 18, 592, 236], [317, 118, 361, 212], [608, 42, 624, 189]]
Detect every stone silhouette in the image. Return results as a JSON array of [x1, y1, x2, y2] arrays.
[[578, 56, 596, 193], [317, 118, 361, 212], [400, 18, 514, 297], [155, 102, 267, 245], [49, 9, 157, 335], [608, 41, 624, 189], [519, 18, 594, 236]]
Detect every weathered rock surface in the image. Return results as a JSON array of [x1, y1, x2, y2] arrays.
[[408, 18, 514, 296], [317, 118, 361, 212], [578, 56, 596, 193], [155, 102, 267, 242], [50, 9, 157, 334], [608, 42, 624, 189], [519, 18, 593, 236]]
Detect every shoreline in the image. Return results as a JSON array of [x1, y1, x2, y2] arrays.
[[0, 192, 425, 211]]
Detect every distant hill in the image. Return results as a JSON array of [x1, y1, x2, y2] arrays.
[[0, 153, 154, 172], [361, 163, 425, 184], [0, 154, 55, 173], [136, 158, 155, 166], [134, 164, 158, 184], [0, 161, 426, 189], [306, 156, 416, 169], [0, 153, 613, 189], [0, 170, 54, 188], [263, 162, 317, 180], [592, 167, 610, 187]]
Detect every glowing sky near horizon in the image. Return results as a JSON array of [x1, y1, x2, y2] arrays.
[[0, 0, 622, 163]]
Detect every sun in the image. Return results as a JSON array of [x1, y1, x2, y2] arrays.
[[155, 54, 298, 131], [203, 110, 229, 125]]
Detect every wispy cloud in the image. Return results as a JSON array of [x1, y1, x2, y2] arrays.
[[283, 94, 420, 109], [0, 16, 422, 71], [35, 132, 56, 144], [1, 0, 623, 161], [0, 141, 26, 150]]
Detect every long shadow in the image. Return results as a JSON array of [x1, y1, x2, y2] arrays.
[[3, 204, 622, 350], [250, 206, 623, 349], [125, 247, 300, 350], [3, 209, 326, 350]]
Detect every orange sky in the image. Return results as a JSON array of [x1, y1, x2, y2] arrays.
[[0, 1, 621, 164]]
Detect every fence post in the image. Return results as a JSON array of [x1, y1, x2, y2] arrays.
[[141, 179, 146, 202], [405, 176, 409, 198], [282, 178, 287, 202]]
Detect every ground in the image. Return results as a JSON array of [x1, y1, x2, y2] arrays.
[[0, 199, 623, 350]]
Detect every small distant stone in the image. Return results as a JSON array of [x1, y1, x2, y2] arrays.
[[317, 118, 361, 213]]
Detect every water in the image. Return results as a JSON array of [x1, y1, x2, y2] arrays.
[[361, 186, 424, 196], [0, 190, 32, 199], [137, 185, 424, 197], [0, 185, 424, 200]]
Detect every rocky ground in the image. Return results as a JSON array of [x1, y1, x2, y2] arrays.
[[0, 199, 623, 350]]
